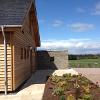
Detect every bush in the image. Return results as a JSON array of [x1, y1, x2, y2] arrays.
[[81, 94, 93, 100], [52, 86, 65, 96]]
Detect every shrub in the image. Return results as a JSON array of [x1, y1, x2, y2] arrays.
[[52, 86, 65, 96], [81, 94, 93, 100], [50, 75, 62, 83], [63, 73, 72, 80], [66, 94, 75, 100], [60, 95, 65, 100]]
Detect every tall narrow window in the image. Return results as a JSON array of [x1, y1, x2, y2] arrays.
[[27, 49, 29, 59], [24, 48, 26, 59], [21, 48, 23, 59], [50, 57, 54, 62]]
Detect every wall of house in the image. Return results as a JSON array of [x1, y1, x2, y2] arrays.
[[12, 8, 36, 90], [32, 50, 36, 72], [0, 33, 12, 91], [37, 51, 68, 69], [0, 3, 39, 91]]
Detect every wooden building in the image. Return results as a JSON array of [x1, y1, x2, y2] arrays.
[[0, 0, 40, 93]]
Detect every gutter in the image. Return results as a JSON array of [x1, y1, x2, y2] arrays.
[[1, 26, 7, 95], [2, 25, 22, 28], [0, 25, 22, 95]]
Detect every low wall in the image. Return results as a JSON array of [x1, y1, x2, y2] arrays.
[[37, 51, 68, 69]]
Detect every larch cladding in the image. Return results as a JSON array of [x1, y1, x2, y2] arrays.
[[0, 34, 12, 91], [12, 13, 36, 90]]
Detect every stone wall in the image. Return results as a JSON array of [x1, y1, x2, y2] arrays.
[[37, 50, 68, 69]]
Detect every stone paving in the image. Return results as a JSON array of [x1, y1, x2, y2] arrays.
[[0, 68, 100, 100]]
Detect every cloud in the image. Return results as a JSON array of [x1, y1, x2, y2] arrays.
[[38, 39, 100, 54], [92, 2, 100, 15], [68, 23, 95, 32], [77, 8, 85, 13], [52, 20, 63, 27]]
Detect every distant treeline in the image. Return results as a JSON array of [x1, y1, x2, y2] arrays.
[[69, 54, 100, 60]]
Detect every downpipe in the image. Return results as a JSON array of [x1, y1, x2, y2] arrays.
[[1, 26, 7, 95]]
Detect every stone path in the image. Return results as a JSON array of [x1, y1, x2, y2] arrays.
[[0, 68, 100, 100]]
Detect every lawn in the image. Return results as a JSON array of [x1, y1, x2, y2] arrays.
[[69, 59, 100, 68]]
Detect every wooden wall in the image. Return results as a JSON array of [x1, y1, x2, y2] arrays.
[[12, 7, 36, 90], [0, 3, 39, 92], [0, 33, 12, 91]]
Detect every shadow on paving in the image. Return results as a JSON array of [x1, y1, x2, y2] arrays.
[[17, 50, 60, 94], [19, 51, 59, 92], [21, 70, 55, 86]]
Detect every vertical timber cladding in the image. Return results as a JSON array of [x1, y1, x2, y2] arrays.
[[13, 13, 36, 90], [32, 49, 36, 72], [0, 33, 12, 91]]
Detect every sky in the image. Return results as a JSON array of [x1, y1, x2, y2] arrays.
[[36, 0, 100, 54]]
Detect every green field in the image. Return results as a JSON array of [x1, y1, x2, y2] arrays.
[[69, 59, 100, 68]]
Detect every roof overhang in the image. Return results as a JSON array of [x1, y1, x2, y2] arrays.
[[0, 25, 22, 31], [0, 25, 22, 27]]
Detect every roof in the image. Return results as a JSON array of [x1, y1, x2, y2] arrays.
[[0, 0, 32, 25]]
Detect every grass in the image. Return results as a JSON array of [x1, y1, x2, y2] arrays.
[[69, 58, 100, 68]]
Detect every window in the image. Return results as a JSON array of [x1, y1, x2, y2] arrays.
[[24, 48, 26, 59], [50, 57, 54, 62], [27, 49, 29, 59], [21, 48, 23, 59], [22, 30, 24, 34]]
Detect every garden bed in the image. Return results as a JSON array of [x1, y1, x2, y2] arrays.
[[42, 73, 100, 100]]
